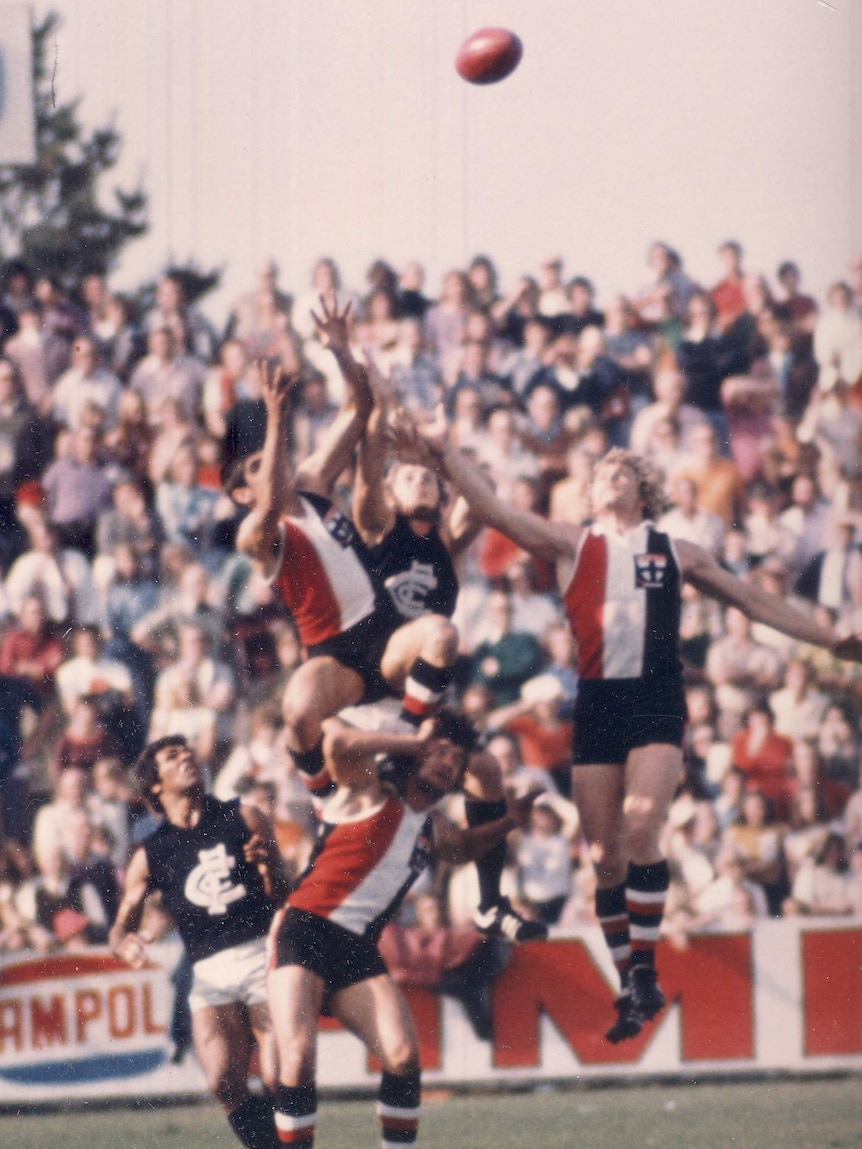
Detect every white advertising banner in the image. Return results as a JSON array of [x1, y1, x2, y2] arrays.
[[0, 922, 860, 1105], [0, 4, 36, 165]]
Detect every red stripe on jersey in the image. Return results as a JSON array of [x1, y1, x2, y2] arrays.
[[288, 799, 405, 918], [274, 520, 343, 646], [564, 532, 607, 679]]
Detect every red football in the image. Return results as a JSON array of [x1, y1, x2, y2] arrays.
[[455, 27, 523, 85]]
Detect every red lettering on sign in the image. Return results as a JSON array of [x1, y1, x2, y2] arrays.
[[75, 989, 102, 1042], [108, 986, 135, 1039], [30, 994, 67, 1049], [491, 937, 754, 1067], [0, 1000, 23, 1053], [803, 930, 862, 1055], [142, 983, 166, 1035]]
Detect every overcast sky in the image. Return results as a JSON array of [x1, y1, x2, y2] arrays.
[[40, 0, 861, 324]]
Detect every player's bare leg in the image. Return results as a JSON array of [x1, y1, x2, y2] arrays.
[[269, 965, 327, 1149], [282, 657, 365, 800], [192, 1004, 275, 1148], [333, 976, 421, 1149], [379, 613, 459, 726]]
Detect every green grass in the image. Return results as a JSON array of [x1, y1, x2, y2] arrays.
[[1, 1078, 860, 1149]]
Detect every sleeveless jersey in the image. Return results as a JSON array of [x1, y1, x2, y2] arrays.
[[368, 515, 459, 621], [563, 521, 683, 682], [272, 492, 384, 647], [287, 796, 432, 940], [144, 796, 274, 964]]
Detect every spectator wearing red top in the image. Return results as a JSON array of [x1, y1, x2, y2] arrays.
[[0, 594, 65, 700], [487, 674, 573, 795], [710, 240, 747, 332], [730, 700, 795, 821]]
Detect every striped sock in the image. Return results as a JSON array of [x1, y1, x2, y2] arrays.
[[378, 1069, 421, 1149], [400, 658, 454, 727], [292, 744, 336, 801], [626, 860, 670, 971], [274, 1083, 316, 1148], [595, 882, 631, 988]]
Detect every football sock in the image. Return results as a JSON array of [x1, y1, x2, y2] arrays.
[[378, 1068, 421, 1149], [228, 1094, 276, 1149], [465, 797, 508, 912], [274, 1083, 316, 1148], [596, 882, 632, 988], [292, 744, 335, 801], [399, 658, 454, 727], [626, 860, 670, 971]]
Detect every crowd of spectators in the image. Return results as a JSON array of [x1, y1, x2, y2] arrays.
[[1, 241, 862, 966]]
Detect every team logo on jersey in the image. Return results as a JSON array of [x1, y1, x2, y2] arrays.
[[184, 844, 247, 915], [323, 507, 356, 547], [634, 553, 668, 588], [385, 561, 439, 619]]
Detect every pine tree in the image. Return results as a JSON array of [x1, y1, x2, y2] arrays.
[[0, 11, 148, 286]]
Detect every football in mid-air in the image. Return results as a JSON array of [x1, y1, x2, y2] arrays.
[[455, 27, 523, 85]]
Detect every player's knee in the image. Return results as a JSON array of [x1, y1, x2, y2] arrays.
[[380, 1040, 419, 1078], [276, 1037, 316, 1085], [425, 616, 458, 663]]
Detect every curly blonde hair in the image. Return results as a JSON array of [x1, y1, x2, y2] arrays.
[[591, 447, 671, 521]]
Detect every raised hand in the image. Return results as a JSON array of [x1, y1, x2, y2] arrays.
[[415, 401, 449, 457], [311, 294, 353, 358], [257, 357, 298, 415]]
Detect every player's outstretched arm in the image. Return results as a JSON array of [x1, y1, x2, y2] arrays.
[[236, 358, 299, 568], [678, 538, 862, 659], [108, 846, 152, 970], [240, 803, 293, 904], [352, 365, 397, 544], [433, 789, 538, 865], [321, 716, 435, 788], [295, 297, 374, 496], [420, 406, 580, 566]]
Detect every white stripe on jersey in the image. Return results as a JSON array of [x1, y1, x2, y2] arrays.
[[600, 521, 649, 679], [328, 805, 428, 935], [295, 497, 377, 633]]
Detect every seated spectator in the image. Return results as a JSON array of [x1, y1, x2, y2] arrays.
[[30, 767, 94, 877], [54, 624, 134, 717], [721, 359, 782, 483], [782, 787, 831, 885], [225, 258, 292, 351], [520, 383, 570, 481], [63, 806, 120, 925], [378, 891, 510, 1041], [33, 274, 88, 383], [202, 339, 250, 439], [87, 756, 133, 868], [41, 423, 114, 559], [145, 271, 217, 363], [536, 256, 569, 320], [129, 325, 205, 430], [548, 444, 596, 527], [151, 621, 235, 758], [813, 281, 862, 391], [630, 367, 708, 458], [631, 240, 700, 329], [742, 482, 795, 568], [0, 356, 54, 572], [797, 373, 862, 492], [292, 256, 356, 344], [155, 444, 221, 561], [730, 701, 795, 822], [691, 843, 769, 932], [0, 593, 65, 700], [4, 304, 52, 414], [816, 701, 861, 797], [768, 659, 829, 743], [484, 731, 556, 797], [540, 623, 579, 721], [50, 335, 122, 431], [794, 514, 862, 617], [722, 788, 787, 916], [500, 315, 550, 398], [474, 407, 539, 500], [16, 840, 109, 949], [0, 838, 34, 953], [672, 422, 747, 527], [92, 293, 145, 383], [467, 588, 545, 706], [466, 253, 500, 315], [777, 472, 832, 581], [658, 475, 725, 557], [289, 370, 339, 466], [783, 832, 854, 917], [101, 388, 156, 483], [54, 695, 121, 779], [384, 318, 443, 413], [487, 674, 573, 795], [95, 477, 161, 583], [514, 801, 576, 926], [705, 607, 786, 736], [131, 558, 225, 656], [396, 260, 432, 322], [445, 339, 512, 417]]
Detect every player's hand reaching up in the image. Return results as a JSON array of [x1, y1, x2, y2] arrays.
[[312, 294, 353, 358], [257, 357, 299, 415], [414, 401, 450, 458]]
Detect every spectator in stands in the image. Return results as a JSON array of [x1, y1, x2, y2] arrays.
[[202, 339, 251, 440], [292, 256, 354, 343], [768, 659, 829, 744], [151, 621, 235, 760], [130, 324, 206, 429], [722, 788, 787, 916], [672, 422, 746, 527], [16, 838, 108, 948], [33, 274, 88, 383], [514, 800, 576, 926], [397, 260, 432, 321], [658, 475, 725, 556], [773, 261, 818, 344], [778, 471, 834, 581], [730, 700, 795, 822], [710, 240, 747, 332], [41, 423, 114, 559], [467, 588, 545, 707], [0, 593, 65, 700], [0, 357, 52, 571], [385, 318, 443, 413], [487, 674, 573, 793], [131, 558, 224, 655], [632, 240, 699, 328], [797, 371, 862, 490], [536, 256, 569, 319], [51, 334, 122, 431], [554, 275, 604, 337], [816, 702, 861, 797], [692, 843, 768, 931], [782, 787, 831, 886], [813, 281, 862, 388], [784, 832, 854, 917], [445, 338, 511, 417], [705, 606, 785, 736], [146, 272, 217, 363], [466, 254, 500, 315], [54, 694, 121, 779], [225, 257, 292, 349], [424, 269, 473, 374]]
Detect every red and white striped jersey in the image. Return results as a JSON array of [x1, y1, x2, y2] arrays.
[[271, 492, 380, 647], [287, 796, 432, 937], [563, 521, 682, 681]]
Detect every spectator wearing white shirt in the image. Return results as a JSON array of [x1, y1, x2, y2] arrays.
[[51, 335, 122, 431]]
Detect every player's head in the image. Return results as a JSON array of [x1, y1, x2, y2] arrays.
[[387, 460, 446, 522], [134, 735, 198, 814], [413, 708, 479, 799], [590, 448, 669, 521], [222, 451, 263, 507]]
